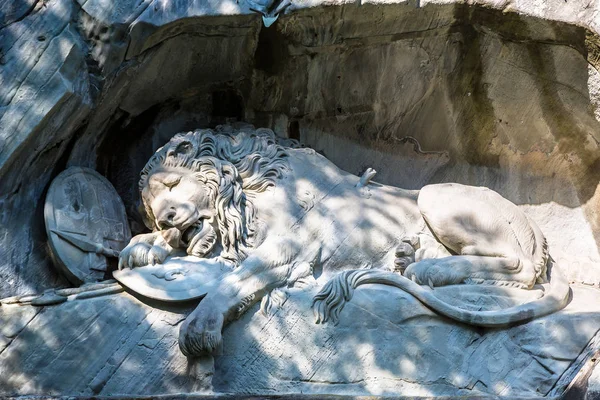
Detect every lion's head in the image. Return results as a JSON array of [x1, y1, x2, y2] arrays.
[[138, 125, 296, 264]]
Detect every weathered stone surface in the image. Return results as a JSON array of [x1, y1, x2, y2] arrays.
[[1, 0, 600, 396], [45, 167, 131, 284], [1, 283, 599, 396], [217, 283, 600, 397], [1, 0, 599, 300], [114, 256, 229, 302], [244, 4, 600, 286], [0, 293, 212, 396], [0, 0, 92, 297], [586, 360, 600, 400], [0, 0, 90, 170], [0, 0, 37, 28]]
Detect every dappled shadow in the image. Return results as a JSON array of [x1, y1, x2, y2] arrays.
[[3, 0, 598, 301], [215, 282, 600, 396], [0, 0, 94, 298], [0, 291, 207, 395], [2, 0, 600, 397], [4, 121, 599, 396], [206, 147, 595, 396]]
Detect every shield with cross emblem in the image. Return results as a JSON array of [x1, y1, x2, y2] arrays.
[[44, 167, 132, 285]]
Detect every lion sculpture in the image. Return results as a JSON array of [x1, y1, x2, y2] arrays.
[[118, 125, 570, 357]]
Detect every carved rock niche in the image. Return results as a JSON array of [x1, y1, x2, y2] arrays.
[[1, 0, 600, 398]]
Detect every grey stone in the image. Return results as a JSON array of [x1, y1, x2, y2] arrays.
[[586, 361, 600, 400], [45, 167, 131, 284], [0, 0, 92, 297], [1, 283, 599, 396], [218, 283, 600, 396], [0, 293, 211, 396], [114, 256, 230, 302], [2, 0, 600, 299], [0, 0, 38, 28], [1, 0, 600, 397]]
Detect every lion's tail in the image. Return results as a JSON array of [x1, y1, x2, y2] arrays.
[[312, 265, 570, 327]]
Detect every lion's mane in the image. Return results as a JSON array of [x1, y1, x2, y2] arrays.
[[139, 125, 297, 263]]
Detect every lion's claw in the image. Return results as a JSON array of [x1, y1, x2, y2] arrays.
[[118, 241, 169, 269], [394, 239, 417, 273], [180, 327, 222, 356], [404, 258, 466, 288], [179, 300, 225, 357], [118, 242, 150, 269]]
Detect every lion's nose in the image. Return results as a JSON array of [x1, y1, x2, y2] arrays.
[[157, 208, 176, 229]]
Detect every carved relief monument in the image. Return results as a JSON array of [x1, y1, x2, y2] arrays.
[[1, 0, 600, 398], [113, 126, 569, 358]]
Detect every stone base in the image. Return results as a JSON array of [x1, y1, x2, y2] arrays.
[[1, 283, 600, 397], [0, 293, 212, 396]]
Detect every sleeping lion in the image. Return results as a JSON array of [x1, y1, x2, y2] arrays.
[[117, 125, 569, 357]]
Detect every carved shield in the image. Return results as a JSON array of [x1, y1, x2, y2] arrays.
[[45, 167, 131, 284], [113, 256, 230, 302]]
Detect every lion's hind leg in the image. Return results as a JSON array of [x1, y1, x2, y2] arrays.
[[409, 183, 539, 288], [404, 255, 532, 288]]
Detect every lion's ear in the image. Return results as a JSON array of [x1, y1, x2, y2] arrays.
[[170, 140, 195, 157]]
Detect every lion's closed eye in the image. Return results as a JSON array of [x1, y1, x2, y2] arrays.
[[163, 177, 182, 191]]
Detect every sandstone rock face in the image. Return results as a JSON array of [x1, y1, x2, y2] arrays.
[[1, 0, 599, 298], [217, 284, 600, 397], [0, 292, 212, 395], [1, 284, 599, 397], [0, 0, 94, 297], [1, 0, 600, 397]]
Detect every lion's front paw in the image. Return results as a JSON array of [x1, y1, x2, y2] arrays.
[[118, 242, 150, 269], [118, 242, 168, 269], [393, 236, 419, 273], [394, 243, 415, 273], [179, 302, 224, 357], [404, 258, 466, 288]]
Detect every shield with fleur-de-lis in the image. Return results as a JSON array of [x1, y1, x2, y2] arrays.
[[44, 167, 131, 284]]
